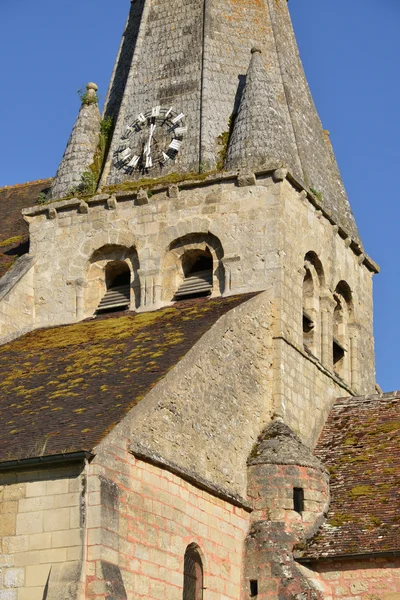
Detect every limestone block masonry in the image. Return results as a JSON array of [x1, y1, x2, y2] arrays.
[[0, 170, 378, 440], [0, 464, 86, 600]]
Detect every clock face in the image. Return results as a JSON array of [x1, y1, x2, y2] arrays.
[[114, 106, 187, 174]]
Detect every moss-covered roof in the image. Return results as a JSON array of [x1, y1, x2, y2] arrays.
[[0, 294, 254, 463], [0, 179, 52, 278], [303, 392, 400, 559]]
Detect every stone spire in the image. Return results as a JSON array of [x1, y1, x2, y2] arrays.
[[225, 47, 301, 173], [49, 83, 101, 200], [100, 0, 360, 243]]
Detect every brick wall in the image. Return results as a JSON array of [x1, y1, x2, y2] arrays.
[[86, 430, 250, 600]]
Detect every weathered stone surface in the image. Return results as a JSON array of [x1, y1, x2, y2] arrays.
[[50, 84, 101, 201], [225, 48, 298, 174], [237, 171, 256, 187], [0, 466, 84, 600], [101, 0, 360, 244], [248, 420, 326, 471], [135, 189, 148, 206]]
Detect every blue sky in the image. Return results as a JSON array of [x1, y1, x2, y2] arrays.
[[0, 0, 399, 390]]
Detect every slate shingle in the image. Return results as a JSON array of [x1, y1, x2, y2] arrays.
[[302, 393, 400, 558]]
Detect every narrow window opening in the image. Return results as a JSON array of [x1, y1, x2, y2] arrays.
[[333, 338, 345, 366], [250, 580, 258, 597], [303, 312, 314, 334], [293, 487, 304, 514]]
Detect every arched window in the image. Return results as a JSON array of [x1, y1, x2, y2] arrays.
[[332, 281, 353, 382], [97, 260, 131, 313], [183, 544, 203, 600], [302, 253, 324, 358]]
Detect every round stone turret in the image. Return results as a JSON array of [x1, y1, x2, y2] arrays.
[[247, 419, 329, 536], [243, 420, 329, 600]]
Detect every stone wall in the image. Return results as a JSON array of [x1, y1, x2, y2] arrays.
[[0, 464, 85, 600], [0, 256, 35, 344], [1, 172, 377, 446], [301, 557, 400, 600]]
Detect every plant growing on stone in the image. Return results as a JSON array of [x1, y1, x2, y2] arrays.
[[310, 187, 323, 202], [70, 171, 98, 196], [37, 191, 48, 204], [78, 85, 98, 106]]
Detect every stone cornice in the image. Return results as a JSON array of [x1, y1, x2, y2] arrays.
[[21, 168, 379, 274]]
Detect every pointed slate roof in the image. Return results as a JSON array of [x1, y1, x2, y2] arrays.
[[0, 294, 255, 463], [50, 83, 101, 200], [225, 39, 360, 244], [225, 47, 301, 175], [248, 419, 324, 471], [100, 0, 361, 244]]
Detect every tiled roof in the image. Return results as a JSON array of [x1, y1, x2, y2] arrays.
[[0, 179, 52, 278], [0, 294, 255, 464], [301, 392, 400, 559]]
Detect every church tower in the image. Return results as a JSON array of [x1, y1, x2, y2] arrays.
[[0, 6, 391, 600], [1, 0, 378, 444]]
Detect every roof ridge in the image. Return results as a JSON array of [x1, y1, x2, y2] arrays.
[[0, 178, 53, 192], [333, 391, 400, 409]]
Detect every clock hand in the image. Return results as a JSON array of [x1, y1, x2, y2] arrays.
[[145, 123, 156, 157]]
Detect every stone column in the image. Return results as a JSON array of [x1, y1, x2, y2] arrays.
[[349, 322, 361, 393], [320, 293, 335, 371], [221, 255, 241, 295], [137, 269, 162, 311], [75, 279, 87, 321]]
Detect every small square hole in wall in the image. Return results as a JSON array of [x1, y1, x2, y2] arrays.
[[293, 487, 304, 514], [250, 580, 258, 597]]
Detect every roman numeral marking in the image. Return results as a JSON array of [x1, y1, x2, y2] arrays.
[[127, 155, 140, 168], [174, 127, 187, 136], [169, 139, 182, 151], [120, 148, 132, 160], [172, 113, 184, 124]]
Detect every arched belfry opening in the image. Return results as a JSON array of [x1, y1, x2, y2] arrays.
[[302, 252, 324, 359], [175, 248, 213, 300], [85, 245, 140, 317], [162, 233, 224, 302], [97, 260, 131, 313], [183, 544, 203, 600]]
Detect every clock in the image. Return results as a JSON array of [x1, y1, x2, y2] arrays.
[[114, 106, 187, 174]]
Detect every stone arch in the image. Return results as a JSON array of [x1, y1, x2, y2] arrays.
[[302, 251, 325, 358], [70, 230, 139, 278], [85, 244, 140, 316], [332, 280, 354, 383], [162, 233, 225, 302]]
